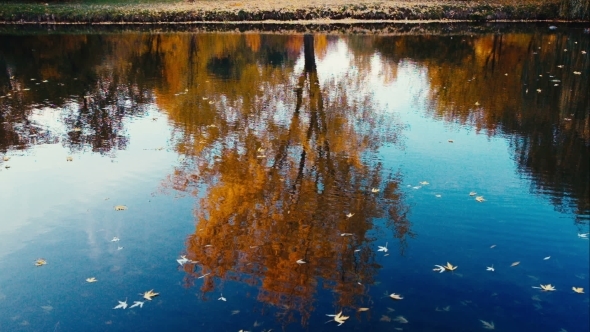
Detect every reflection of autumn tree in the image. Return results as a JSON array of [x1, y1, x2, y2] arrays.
[[161, 34, 410, 326], [0, 34, 156, 154], [370, 32, 589, 223]]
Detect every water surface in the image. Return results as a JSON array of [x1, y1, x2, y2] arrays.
[[0, 26, 588, 332]]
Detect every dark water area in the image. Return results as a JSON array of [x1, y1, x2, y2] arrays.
[[0, 26, 588, 332]]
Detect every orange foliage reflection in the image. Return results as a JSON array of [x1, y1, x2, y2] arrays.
[[159, 34, 410, 326]]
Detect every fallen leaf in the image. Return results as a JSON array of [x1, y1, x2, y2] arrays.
[[35, 259, 46, 266], [389, 293, 403, 300], [141, 289, 159, 301], [357, 307, 370, 312], [480, 319, 495, 330], [114, 205, 127, 211], [129, 301, 144, 309], [86, 277, 97, 283], [393, 316, 408, 324], [510, 261, 520, 267], [444, 262, 458, 271], [113, 299, 128, 310], [532, 284, 556, 291], [572, 287, 584, 294]]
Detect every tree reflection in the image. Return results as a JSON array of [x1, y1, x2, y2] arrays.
[[367, 31, 589, 224], [0, 34, 156, 154], [159, 33, 410, 326]]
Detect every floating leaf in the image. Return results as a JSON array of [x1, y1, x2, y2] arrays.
[[357, 307, 370, 312], [433, 265, 445, 273], [141, 289, 159, 301], [480, 320, 495, 330], [129, 301, 144, 309], [532, 284, 556, 291], [444, 262, 458, 271], [572, 287, 584, 294], [86, 277, 97, 283], [389, 293, 403, 300], [35, 259, 46, 266], [511, 261, 520, 267], [393, 316, 408, 323], [114, 205, 127, 211], [326, 311, 349, 326], [380, 315, 391, 322], [113, 299, 128, 310]]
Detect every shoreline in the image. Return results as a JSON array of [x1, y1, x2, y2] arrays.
[[2, 21, 588, 36], [0, 1, 587, 25]]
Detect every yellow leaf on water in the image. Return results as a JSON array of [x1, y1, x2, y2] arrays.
[[572, 287, 584, 294], [140, 289, 159, 301], [357, 307, 370, 312]]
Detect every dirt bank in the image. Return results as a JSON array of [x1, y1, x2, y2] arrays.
[[0, 0, 586, 25]]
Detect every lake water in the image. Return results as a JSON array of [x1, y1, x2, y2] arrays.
[[0, 25, 588, 332]]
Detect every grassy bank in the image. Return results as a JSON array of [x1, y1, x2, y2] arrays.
[[0, 0, 587, 23]]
